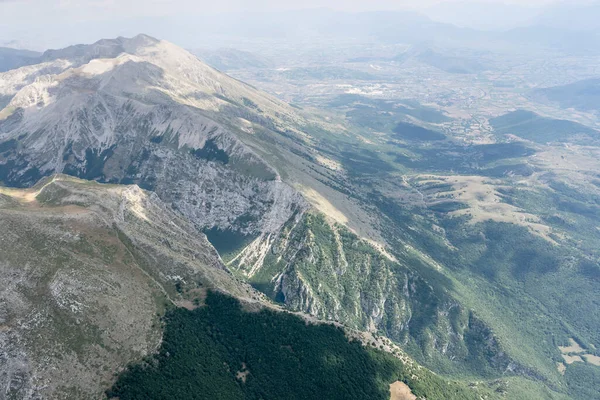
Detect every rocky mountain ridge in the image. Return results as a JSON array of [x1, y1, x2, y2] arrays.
[[0, 34, 528, 389]]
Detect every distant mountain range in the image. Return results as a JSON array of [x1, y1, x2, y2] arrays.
[[0, 47, 40, 72], [422, 1, 600, 33], [532, 1, 600, 32], [423, 1, 542, 31], [4, 3, 600, 55]]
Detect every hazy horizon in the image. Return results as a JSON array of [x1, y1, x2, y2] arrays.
[[0, 0, 596, 50]]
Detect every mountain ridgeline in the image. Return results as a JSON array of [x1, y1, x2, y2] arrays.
[[0, 34, 598, 399], [0, 34, 502, 371]]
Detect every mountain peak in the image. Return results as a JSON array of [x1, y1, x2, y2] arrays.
[[116, 33, 161, 50], [0, 32, 300, 188], [40, 34, 162, 65], [124, 33, 159, 43]]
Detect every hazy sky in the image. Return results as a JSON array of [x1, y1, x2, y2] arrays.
[[0, 0, 574, 49], [0, 0, 561, 18]]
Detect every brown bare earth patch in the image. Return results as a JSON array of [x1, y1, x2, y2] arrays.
[[296, 185, 349, 225], [315, 154, 344, 172], [559, 338, 585, 354], [389, 381, 417, 400], [240, 300, 269, 313], [412, 175, 555, 242], [0, 175, 64, 203], [236, 363, 250, 383], [177, 300, 198, 310], [557, 362, 566, 375], [558, 338, 600, 367], [562, 354, 584, 364], [583, 354, 600, 366], [533, 145, 600, 181]]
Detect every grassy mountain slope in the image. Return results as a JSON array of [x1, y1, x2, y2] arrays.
[[490, 110, 599, 144], [303, 95, 600, 399], [530, 79, 600, 113], [0, 175, 260, 399], [0, 175, 505, 400]]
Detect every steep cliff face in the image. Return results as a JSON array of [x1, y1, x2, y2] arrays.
[[0, 175, 261, 399], [0, 34, 308, 241], [227, 212, 519, 376]]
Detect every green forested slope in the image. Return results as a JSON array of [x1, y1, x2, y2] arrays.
[[108, 291, 493, 400]]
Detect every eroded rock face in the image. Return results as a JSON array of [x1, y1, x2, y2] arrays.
[[0, 35, 308, 244], [227, 212, 510, 372], [119, 139, 308, 236], [0, 176, 259, 399]]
